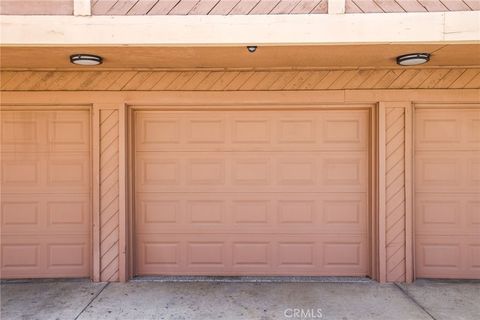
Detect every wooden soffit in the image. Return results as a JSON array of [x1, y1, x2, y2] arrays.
[[1, 44, 480, 70]]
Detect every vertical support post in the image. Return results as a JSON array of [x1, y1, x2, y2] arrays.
[[74, 0, 92, 16], [127, 107, 135, 280], [370, 105, 379, 281], [404, 104, 414, 283], [378, 101, 411, 283], [92, 103, 123, 282], [328, 0, 346, 14], [118, 104, 128, 282], [378, 102, 387, 283], [92, 104, 101, 282]]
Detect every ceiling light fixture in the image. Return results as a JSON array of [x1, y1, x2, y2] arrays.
[[70, 54, 103, 66], [396, 53, 430, 66], [247, 46, 257, 53]]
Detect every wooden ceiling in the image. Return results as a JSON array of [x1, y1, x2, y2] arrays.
[[1, 44, 479, 70]]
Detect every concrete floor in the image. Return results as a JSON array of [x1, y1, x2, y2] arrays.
[[1, 279, 479, 320]]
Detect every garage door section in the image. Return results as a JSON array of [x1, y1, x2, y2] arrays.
[[134, 109, 370, 276], [1, 109, 91, 279], [415, 107, 480, 279]]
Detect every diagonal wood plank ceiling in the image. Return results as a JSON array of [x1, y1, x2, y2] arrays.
[[2, 68, 479, 91]]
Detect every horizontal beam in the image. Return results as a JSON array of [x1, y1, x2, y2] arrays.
[[1, 89, 479, 105], [1, 11, 479, 46]]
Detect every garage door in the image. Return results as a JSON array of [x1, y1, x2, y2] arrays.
[[415, 107, 480, 279], [134, 108, 370, 276], [1, 109, 91, 279]]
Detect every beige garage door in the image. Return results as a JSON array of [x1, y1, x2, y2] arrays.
[[1, 109, 91, 279], [415, 107, 480, 279], [134, 108, 370, 276]]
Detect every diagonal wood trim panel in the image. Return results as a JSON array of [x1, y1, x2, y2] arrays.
[[99, 109, 120, 282], [1, 68, 480, 91], [378, 102, 411, 283], [385, 107, 406, 282], [91, 0, 328, 15], [346, 0, 479, 13]]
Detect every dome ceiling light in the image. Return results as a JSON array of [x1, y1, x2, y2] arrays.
[[70, 54, 103, 66], [396, 53, 431, 66]]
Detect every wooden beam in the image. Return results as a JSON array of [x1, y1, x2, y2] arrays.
[[1, 89, 479, 105], [1, 11, 479, 45]]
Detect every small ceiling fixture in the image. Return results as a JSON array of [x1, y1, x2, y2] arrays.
[[247, 46, 257, 53], [396, 53, 430, 66], [70, 54, 103, 66]]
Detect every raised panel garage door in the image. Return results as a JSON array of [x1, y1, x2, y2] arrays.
[[1, 109, 91, 279], [134, 108, 370, 276], [415, 107, 480, 279]]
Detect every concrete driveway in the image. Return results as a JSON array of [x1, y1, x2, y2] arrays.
[[1, 278, 479, 320]]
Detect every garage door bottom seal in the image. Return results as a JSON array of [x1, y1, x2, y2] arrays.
[[132, 276, 372, 283]]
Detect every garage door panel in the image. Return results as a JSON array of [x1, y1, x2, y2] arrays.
[[1, 194, 91, 235], [469, 201, 480, 225], [134, 109, 370, 276], [469, 244, 480, 274], [1, 235, 90, 279], [1, 242, 41, 271], [415, 109, 480, 151], [416, 194, 480, 235], [1, 110, 90, 153], [46, 154, 90, 190], [1, 115, 41, 150], [135, 151, 368, 193], [1, 154, 40, 189], [416, 237, 463, 275], [415, 107, 480, 279], [322, 236, 368, 273], [415, 151, 480, 193], [136, 234, 368, 276], [134, 110, 369, 152], [46, 111, 90, 152], [468, 117, 480, 144], [135, 193, 368, 234], [1, 153, 90, 194], [1, 109, 91, 279], [416, 235, 480, 279]]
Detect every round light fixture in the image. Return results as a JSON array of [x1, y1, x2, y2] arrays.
[[70, 54, 103, 66], [247, 46, 257, 53], [396, 53, 430, 66]]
